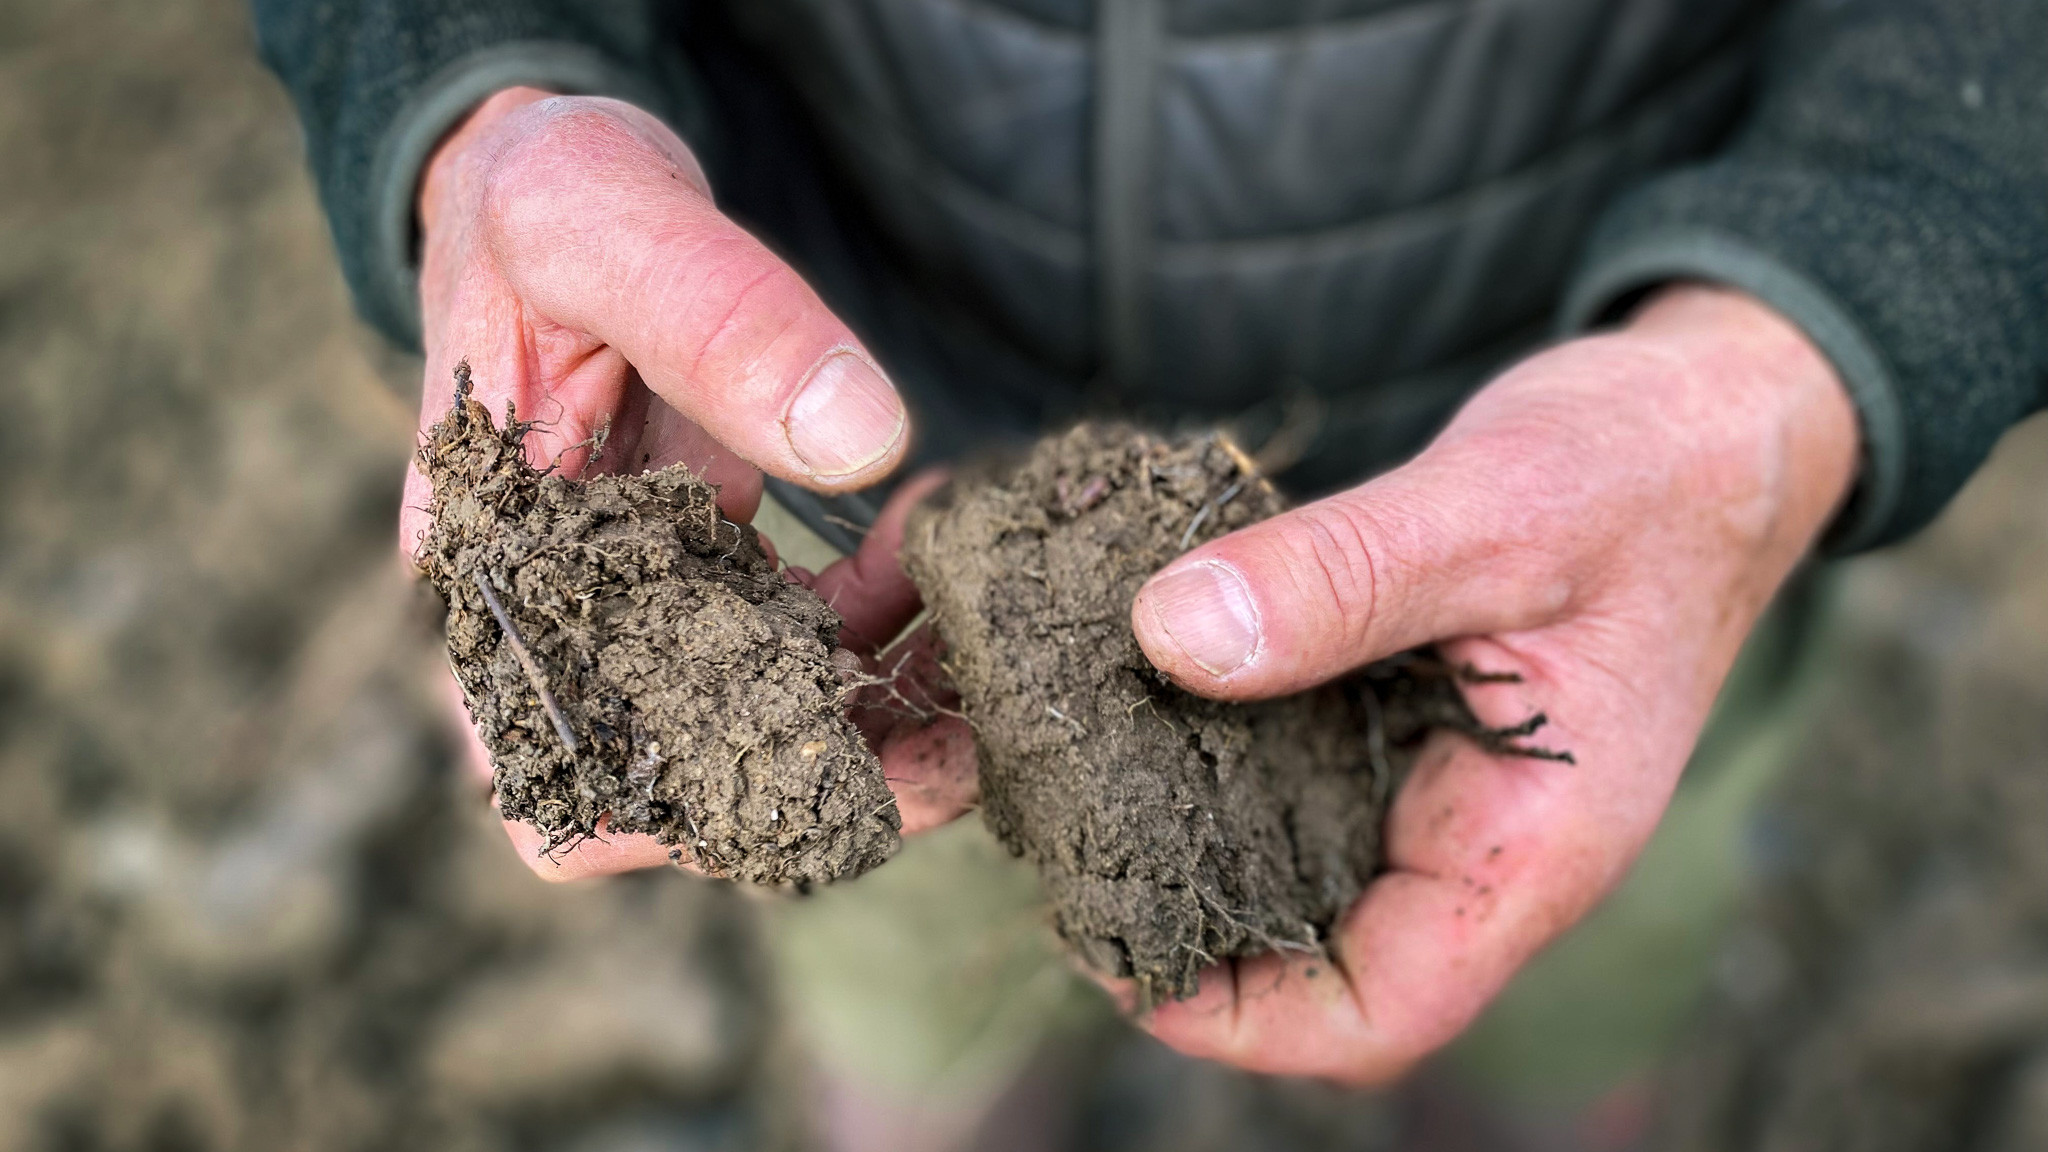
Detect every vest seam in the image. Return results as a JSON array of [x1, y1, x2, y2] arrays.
[[1154, 38, 1747, 263], [919, 0, 1093, 39], [1095, 0, 1164, 390], [799, 30, 1743, 268], [1164, 0, 1471, 48]]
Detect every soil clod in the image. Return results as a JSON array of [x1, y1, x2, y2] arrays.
[[903, 424, 1559, 1006], [415, 364, 899, 887]]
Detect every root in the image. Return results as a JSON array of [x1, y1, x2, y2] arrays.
[[1187, 877, 1321, 959], [840, 645, 978, 732], [823, 513, 870, 539], [1046, 704, 1087, 738], [537, 418, 611, 477], [1179, 476, 1247, 550], [1365, 650, 1574, 763], [473, 571, 581, 757], [1474, 713, 1575, 763], [1174, 433, 1287, 551]]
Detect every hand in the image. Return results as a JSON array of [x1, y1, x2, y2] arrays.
[[1126, 284, 1859, 1081], [406, 89, 972, 877], [445, 471, 978, 878], [403, 88, 909, 549]]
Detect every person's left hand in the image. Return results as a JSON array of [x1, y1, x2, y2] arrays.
[[1120, 284, 1859, 1082]]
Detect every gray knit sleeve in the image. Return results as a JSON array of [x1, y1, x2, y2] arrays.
[[251, 0, 709, 349], [1561, 0, 2048, 553]]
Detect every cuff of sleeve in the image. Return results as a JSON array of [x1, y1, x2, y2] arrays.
[[365, 41, 690, 349], [1559, 227, 1905, 556]]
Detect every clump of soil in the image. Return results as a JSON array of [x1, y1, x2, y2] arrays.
[[414, 365, 899, 887], [903, 424, 1553, 1006]]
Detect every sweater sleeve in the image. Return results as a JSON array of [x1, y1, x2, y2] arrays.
[[250, 0, 709, 349], [1561, 0, 2048, 553]]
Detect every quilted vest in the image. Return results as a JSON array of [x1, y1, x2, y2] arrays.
[[729, 0, 1770, 482]]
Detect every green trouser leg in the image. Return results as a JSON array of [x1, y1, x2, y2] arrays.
[[751, 498, 1100, 1141]]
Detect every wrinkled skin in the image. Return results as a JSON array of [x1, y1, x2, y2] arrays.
[[408, 88, 1858, 1080], [1125, 286, 1856, 1080]]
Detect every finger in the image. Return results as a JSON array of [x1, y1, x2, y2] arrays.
[[403, 246, 639, 557], [810, 469, 950, 655], [853, 619, 979, 833], [1144, 636, 1688, 1082], [499, 815, 678, 883], [406, 332, 766, 554], [481, 98, 908, 492], [878, 715, 978, 834], [1130, 445, 1578, 700], [631, 396, 765, 520], [1074, 954, 1143, 1016]]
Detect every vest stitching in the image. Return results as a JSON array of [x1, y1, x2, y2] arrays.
[[1095, 0, 1165, 390], [923, 0, 1091, 38], [1165, 0, 1473, 48], [1154, 42, 1745, 267], [804, 30, 1743, 264]]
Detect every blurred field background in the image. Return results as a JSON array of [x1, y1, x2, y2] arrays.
[[4, 2, 2046, 1150]]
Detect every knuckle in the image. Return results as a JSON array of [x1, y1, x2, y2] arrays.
[[477, 101, 682, 241], [509, 98, 639, 162], [1280, 499, 1381, 649], [475, 142, 550, 242]]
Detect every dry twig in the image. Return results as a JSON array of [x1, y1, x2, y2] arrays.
[[473, 571, 581, 756]]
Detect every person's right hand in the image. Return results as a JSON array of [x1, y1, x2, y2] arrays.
[[402, 89, 970, 877]]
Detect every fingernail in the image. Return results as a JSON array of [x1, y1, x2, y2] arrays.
[[1144, 561, 1260, 677], [785, 351, 906, 479]]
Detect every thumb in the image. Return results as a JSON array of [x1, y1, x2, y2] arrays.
[[481, 98, 907, 491], [1130, 459, 1572, 699]]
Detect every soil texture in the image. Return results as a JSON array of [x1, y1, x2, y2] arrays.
[[416, 366, 898, 886], [903, 424, 1534, 1005]]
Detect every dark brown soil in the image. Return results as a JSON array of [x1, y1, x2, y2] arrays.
[[902, 424, 1528, 1006], [415, 365, 899, 887]]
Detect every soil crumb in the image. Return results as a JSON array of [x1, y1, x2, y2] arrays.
[[903, 424, 1546, 1006], [415, 364, 899, 887]]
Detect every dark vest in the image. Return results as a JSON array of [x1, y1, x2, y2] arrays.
[[701, 0, 1769, 527]]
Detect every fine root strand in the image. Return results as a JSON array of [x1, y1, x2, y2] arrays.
[[473, 571, 581, 756]]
